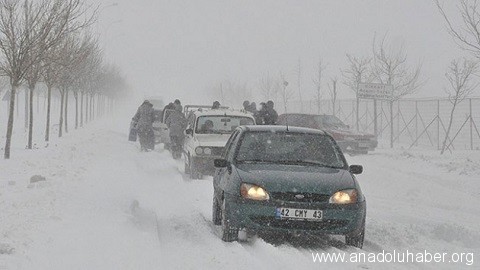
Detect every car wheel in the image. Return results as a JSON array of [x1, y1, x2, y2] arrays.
[[212, 194, 221, 225], [345, 224, 365, 248], [220, 198, 238, 242]]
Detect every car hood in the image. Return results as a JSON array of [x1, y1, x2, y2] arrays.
[[195, 134, 230, 147], [235, 163, 354, 195], [326, 127, 374, 139]]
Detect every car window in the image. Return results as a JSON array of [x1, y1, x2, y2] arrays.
[[223, 130, 239, 159], [236, 131, 345, 168], [196, 116, 254, 134]]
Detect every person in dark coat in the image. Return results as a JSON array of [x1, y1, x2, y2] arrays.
[[161, 102, 176, 122], [133, 100, 155, 151], [212, 101, 221, 109], [243, 100, 250, 112], [165, 104, 188, 152], [264, 100, 278, 125], [256, 102, 267, 125]]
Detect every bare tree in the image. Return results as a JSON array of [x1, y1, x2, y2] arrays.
[[0, 0, 96, 158], [441, 59, 479, 154], [342, 54, 372, 131], [312, 59, 326, 114], [259, 74, 276, 101], [435, 0, 480, 58], [295, 59, 303, 111], [371, 34, 423, 148], [328, 77, 338, 116], [278, 72, 293, 114]]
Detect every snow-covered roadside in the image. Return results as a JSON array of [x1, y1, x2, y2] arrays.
[[1, 117, 479, 269]]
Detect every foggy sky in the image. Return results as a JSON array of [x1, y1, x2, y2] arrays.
[[97, 0, 464, 104]]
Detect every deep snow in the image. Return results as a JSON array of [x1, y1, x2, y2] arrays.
[[1, 116, 479, 270]]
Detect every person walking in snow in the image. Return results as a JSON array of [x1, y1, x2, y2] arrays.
[[133, 100, 156, 151], [165, 104, 188, 158]]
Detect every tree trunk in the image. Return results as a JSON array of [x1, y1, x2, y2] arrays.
[[441, 100, 458, 154], [24, 88, 28, 130], [356, 97, 360, 132], [64, 89, 69, 133], [4, 84, 18, 159], [390, 101, 394, 148], [59, 90, 65, 138], [80, 91, 84, 127], [45, 85, 52, 142], [74, 92, 78, 129], [28, 87, 34, 149]]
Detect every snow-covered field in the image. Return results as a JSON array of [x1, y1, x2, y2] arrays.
[[1, 116, 479, 269]]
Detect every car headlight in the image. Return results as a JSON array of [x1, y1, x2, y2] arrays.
[[329, 189, 358, 204], [195, 147, 203, 155], [203, 147, 212, 155], [240, 183, 270, 201]]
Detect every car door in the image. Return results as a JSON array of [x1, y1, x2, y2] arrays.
[[214, 130, 241, 192], [184, 113, 196, 156]]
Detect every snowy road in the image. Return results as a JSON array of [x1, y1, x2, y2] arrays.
[[1, 118, 479, 269]]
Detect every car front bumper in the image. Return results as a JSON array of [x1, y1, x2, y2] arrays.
[[191, 156, 220, 175], [337, 139, 378, 152], [224, 193, 366, 236]]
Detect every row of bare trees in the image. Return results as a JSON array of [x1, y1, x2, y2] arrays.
[[0, 0, 128, 159]]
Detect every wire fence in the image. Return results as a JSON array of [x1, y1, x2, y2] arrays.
[[285, 97, 480, 151]]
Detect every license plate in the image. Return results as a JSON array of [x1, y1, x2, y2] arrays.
[[275, 208, 323, 221], [358, 142, 369, 148]]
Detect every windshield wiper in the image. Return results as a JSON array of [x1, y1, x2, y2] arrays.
[[236, 159, 272, 164], [274, 160, 342, 168]]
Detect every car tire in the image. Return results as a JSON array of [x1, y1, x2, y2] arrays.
[[345, 224, 365, 249], [220, 198, 238, 242], [212, 194, 221, 225]]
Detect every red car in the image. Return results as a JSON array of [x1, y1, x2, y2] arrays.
[[276, 114, 377, 154]]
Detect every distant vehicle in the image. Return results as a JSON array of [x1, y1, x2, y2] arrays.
[[184, 105, 230, 118], [183, 108, 255, 179], [276, 114, 377, 154], [212, 125, 366, 248]]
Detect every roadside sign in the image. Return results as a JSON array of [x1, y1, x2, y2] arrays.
[[358, 83, 393, 100]]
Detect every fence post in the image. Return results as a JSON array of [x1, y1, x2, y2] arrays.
[[390, 100, 394, 148], [470, 98, 473, 150], [437, 99, 440, 150], [415, 101, 418, 147], [374, 99, 378, 137]]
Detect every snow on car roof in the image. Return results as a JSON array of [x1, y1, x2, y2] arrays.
[[243, 125, 328, 135], [190, 108, 254, 118]]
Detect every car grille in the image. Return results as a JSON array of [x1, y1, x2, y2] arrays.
[[251, 217, 348, 231], [211, 147, 224, 156], [271, 192, 330, 203]]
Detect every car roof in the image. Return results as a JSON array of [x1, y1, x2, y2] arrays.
[[242, 125, 328, 135], [278, 113, 334, 118], [191, 109, 254, 118]]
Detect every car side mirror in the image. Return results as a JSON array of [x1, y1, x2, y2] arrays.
[[349, 165, 363, 175], [185, 129, 193, 135], [214, 159, 228, 168]]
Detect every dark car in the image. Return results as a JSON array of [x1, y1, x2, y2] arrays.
[[212, 125, 366, 248], [276, 114, 377, 154]]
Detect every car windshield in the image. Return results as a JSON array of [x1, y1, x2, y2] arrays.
[[316, 115, 348, 129], [196, 116, 254, 134], [236, 131, 346, 168]]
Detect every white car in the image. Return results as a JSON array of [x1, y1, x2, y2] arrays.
[[184, 108, 255, 179]]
